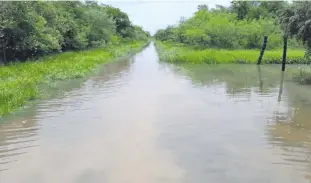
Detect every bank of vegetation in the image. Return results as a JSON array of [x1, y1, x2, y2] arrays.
[[0, 1, 150, 116], [154, 1, 310, 64], [155, 41, 307, 64], [1, 1, 150, 63]]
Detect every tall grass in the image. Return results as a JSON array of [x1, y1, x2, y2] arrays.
[[0, 41, 148, 117], [155, 41, 308, 64], [293, 67, 311, 84]]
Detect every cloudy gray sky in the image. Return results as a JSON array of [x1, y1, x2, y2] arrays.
[[102, 0, 231, 35]]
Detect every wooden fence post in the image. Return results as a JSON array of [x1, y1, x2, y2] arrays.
[[257, 36, 268, 65], [282, 36, 287, 71]]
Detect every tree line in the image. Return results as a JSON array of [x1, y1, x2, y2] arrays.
[[154, 1, 311, 57], [0, 1, 150, 63]]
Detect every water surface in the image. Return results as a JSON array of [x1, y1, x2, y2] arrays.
[[1, 43, 311, 183]]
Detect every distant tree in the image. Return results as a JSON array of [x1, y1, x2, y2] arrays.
[[230, 1, 287, 20], [155, 2, 285, 50], [179, 16, 186, 24], [211, 5, 229, 13], [260, 1, 287, 16], [279, 2, 311, 57], [197, 4, 208, 11], [104, 5, 132, 38], [231, 1, 249, 20]]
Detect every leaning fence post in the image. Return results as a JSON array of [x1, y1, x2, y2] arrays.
[[257, 36, 268, 65], [282, 36, 287, 71]]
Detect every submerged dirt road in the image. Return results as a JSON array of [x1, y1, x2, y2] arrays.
[[1, 43, 311, 183]]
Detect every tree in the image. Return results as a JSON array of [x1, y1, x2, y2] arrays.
[[0, 2, 61, 61], [155, 2, 286, 50], [279, 2, 311, 57], [104, 5, 132, 38], [0, 2, 149, 63], [197, 4, 209, 11], [231, 1, 249, 20], [84, 6, 116, 47], [230, 1, 287, 20]]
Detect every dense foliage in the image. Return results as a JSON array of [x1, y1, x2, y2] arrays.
[[154, 1, 308, 52], [0, 1, 149, 63], [279, 2, 311, 56], [155, 12, 284, 49]]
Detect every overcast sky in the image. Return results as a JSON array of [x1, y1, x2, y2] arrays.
[[101, 0, 231, 35]]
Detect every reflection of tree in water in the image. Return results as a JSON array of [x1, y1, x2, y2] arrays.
[[91, 58, 132, 80], [267, 79, 311, 181], [171, 64, 311, 180], [182, 65, 311, 180], [0, 58, 133, 172], [88, 58, 133, 88], [38, 58, 133, 99]]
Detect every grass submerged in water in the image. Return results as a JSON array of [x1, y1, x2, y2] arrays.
[[293, 67, 311, 84], [0, 41, 148, 117], [155, 41, 308, 64]]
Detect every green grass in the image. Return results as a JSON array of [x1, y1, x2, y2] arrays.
[[155, 41, 308, 64], [0, 41, 148, 117], [293, 67, 311, 84]]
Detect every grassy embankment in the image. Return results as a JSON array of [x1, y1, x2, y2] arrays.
[[155, 41, 311, 84], [0, 41, 148, 117], [155, 41, 308, 64]]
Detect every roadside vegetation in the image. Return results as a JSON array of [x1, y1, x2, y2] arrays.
[[0, 41, 147, 116], [0, 1, 150, 116], [154, 1, 311, 83], [0, 1, 150, 63], [155, 41, 307, 64]]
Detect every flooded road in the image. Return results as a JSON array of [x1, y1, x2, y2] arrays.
[[1, 43, 311, 183]]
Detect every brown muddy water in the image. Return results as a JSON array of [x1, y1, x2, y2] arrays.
[[1, 43, 311, 183]]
